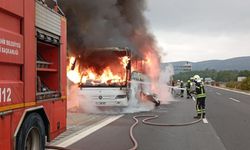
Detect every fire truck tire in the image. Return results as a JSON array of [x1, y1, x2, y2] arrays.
[[16, 113, 45, 150]]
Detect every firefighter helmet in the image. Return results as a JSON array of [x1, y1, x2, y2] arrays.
[[193, 75, 201, 82]]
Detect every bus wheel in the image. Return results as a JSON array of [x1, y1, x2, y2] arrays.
[[16, 113, 45, 150]]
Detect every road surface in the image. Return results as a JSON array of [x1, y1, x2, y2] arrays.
[[50, 86, 250, 150], [206, 86, 250, 150]]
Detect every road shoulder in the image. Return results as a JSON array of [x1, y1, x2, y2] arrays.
[[207, 85, 250, 96]]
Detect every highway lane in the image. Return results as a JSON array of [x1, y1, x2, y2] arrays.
[[206, 86, 250, 150], [52, 86, 250, 150], [65, 98, 225, 150]]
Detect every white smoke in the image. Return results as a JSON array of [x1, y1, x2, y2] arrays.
[[156, 64, 176, 103], [67, 82, 101, 113], [67, 84, 79, 111], [122, 80, 155, 113], [67, 80, 155, 114]]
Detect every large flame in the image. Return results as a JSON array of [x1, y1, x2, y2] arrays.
[[80, 67, 123, 85], [120, 56, 130, 69], [67, 57, 81, 84], [67, 56, 129, 86], [144, 51, 160, 93]]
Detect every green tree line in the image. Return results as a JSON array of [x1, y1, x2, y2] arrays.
[[173, 69, 250, 82], [173, 69, 250, 91]]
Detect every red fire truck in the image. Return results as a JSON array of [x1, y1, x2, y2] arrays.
[[0, 0, 67, 149]]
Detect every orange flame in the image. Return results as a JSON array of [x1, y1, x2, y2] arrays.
[[67, 56, 129, 86], [120, 56, 130, 69], [67, 57, 82, 84], [144, 51, 160, 93]]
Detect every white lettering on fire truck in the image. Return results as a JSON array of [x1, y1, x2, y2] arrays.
[[0, 88, 12, 103], [0, 38, 20, 56], [5, 40, 21, 49], [0, 38, 6, 45], [0, 47, 19, 55]]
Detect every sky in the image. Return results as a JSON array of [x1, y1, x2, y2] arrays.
[[145, 0, 250, 62]]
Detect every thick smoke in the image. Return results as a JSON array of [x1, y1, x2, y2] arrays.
[[58, 0, 160, 68]]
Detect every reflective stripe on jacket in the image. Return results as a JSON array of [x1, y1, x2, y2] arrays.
[[196, 83, 206, 98]]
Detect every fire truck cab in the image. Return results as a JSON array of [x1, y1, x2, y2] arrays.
[[0, 0, 67, 149]]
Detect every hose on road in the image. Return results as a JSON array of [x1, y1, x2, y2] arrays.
[[128, 115, 202, 150]]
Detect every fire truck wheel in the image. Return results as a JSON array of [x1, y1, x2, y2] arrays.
[[16, 113, 45, 150]]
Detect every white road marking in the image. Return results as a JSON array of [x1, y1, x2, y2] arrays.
[[207, 85, 250, 96], [229, 98, 240, 103], [56, 115, 123, 147], [203, 118, 208, 124], [216, 92, 222, 95]]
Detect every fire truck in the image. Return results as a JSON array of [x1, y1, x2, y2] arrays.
[[0, 0, 67, 149]]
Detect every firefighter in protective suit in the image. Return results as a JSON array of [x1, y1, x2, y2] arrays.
[[186, 80, 191, 99], [180, 81, 184, 97], [193, 75, 206, 118]]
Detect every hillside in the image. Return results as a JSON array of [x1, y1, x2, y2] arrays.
[[162, 56, 250, 71]]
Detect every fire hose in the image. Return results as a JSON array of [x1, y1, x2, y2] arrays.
[[128, 115, 202, 150], [46, 90, 199, 150], [45, 115, 202, 150]]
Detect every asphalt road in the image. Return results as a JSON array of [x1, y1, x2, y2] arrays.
[[66, 95, 225, 150], [60, 86, 250, 150], [206, 86, 250, 150]]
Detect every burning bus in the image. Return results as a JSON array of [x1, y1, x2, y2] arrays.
[[67, 47, 131, 107], [67, 47, 160, 108]]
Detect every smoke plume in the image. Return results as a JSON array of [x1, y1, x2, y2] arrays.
[[58, 0, 160, 76]]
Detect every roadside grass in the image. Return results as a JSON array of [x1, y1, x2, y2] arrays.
[[226, 77, 250, 91]]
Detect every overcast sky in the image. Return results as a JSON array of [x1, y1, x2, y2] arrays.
[[145, 0, 250, 62]]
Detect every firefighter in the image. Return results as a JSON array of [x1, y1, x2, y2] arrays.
[[171, 80, 175, 94], [186, 80, 191, 99], [180, 81, 184, 97], [193, 75, 206, 118]]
